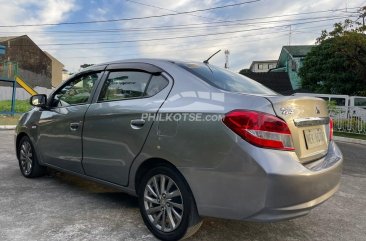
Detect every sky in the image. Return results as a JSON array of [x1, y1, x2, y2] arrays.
[[0, 0, 365, 73]]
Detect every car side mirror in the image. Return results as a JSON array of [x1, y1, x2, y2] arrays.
[[30, 94, 47, 108]]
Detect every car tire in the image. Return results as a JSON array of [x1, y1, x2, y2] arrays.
[[138, 165, 202, 241], [17, 135, 46, 178]]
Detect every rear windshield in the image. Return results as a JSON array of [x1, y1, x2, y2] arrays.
[[177, 62, 277, 95]]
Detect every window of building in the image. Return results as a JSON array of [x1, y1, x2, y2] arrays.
[[258, 64, 263, 70]]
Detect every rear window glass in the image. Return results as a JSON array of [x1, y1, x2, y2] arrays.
[[177, 62, 277, 95]]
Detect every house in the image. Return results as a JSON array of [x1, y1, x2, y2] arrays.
[[241, 45, 314, 94], [241, 72, 293, 95], [0, 35, 64, 89], [249, 60, 277, 73], [270, 45, 314, 90]]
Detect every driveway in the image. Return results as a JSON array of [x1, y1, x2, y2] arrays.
[[0, 130, 365, 241]]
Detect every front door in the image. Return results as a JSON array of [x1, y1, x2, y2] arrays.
[[37, 72, 102, 173], [82, 70, 171, 185]]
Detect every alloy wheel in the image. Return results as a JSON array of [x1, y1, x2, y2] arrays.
[[143, 174, 184, 232], [19, 140, 33, 175]]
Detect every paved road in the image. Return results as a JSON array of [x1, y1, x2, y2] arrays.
[[0, 130, 365, 241]]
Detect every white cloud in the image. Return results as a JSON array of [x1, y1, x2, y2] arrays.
[[1, 0, 365, 73], [0, 0, 77, 70]]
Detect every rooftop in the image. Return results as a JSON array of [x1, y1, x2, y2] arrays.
[[0, 36, 20, 42], [282, 45, 314, 57]]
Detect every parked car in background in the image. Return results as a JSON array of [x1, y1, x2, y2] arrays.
[[294, 93, 366, 121], [16, 59, 342, 241]]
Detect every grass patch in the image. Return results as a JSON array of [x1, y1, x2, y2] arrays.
[[334, 131, 366, 140], [0, 100, 32, 113]]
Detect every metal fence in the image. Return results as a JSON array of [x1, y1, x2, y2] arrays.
[[330, 106, 366, 135]]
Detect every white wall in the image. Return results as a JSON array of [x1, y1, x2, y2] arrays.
[[0, 86, 53, 100]]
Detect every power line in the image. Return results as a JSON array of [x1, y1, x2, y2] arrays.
[[42, 23, 335, 51], [40, 23, 335, 53], [2, 15, 353, 48], [58, 29, 325, 59], [124, 0, 216, 21], [0, 6, 358, 32], [28, 16, 361, 46], [0, 0, 261, 28], [0, 13, 352, 36]]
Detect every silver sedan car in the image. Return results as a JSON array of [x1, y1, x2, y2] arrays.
[[16, 59, 342, 241]]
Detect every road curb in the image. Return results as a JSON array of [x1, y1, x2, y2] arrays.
[[334, 136, 366, 145], [0, 125, 16, 130]]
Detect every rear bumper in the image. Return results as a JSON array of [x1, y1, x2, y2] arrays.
[[178, 140, 343, 221], [247, 179, 340, 222]]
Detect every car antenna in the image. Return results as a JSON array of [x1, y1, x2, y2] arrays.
[[203, 50, 221, 64]]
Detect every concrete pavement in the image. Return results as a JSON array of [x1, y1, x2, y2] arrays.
[[0, 130, 365, 241]]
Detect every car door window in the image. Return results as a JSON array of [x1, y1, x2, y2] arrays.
[[53, 72, 101, 107], [98, 71, 169, 102], [98, 71, 152, 101], [145, 75, 169, 96]]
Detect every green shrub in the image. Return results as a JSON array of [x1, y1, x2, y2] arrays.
[[0, 100, 32, 113]]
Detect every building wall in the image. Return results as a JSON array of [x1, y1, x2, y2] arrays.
[[52, 60, 63, 87], [250, 62, 277, 73], [44, 51, 64, 87], [0, 36, 52, 88], [286, 57, 304, 90], [0, 86, 53, 101]]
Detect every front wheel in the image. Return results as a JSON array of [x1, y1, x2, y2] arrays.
[[17, 136, 46, 178], [138, 166, 202, 241]]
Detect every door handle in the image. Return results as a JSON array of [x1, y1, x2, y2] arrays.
[[70, 122, 80, 131], [130, 119, 146, 129]]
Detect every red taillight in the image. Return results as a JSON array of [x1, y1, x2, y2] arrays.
[[329, 118, 333, 141], [223, 110, 295, 151]]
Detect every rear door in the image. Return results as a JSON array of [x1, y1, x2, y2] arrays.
[[82, 63, 172, 186]]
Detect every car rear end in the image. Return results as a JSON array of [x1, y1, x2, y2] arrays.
[[222, 95, 342, 221], [171, 61, 342, 221]]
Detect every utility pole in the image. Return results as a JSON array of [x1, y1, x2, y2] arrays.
[[224, 49, 230, 69], [288, 25, 292, 46]]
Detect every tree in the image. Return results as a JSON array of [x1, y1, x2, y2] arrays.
[[80, 63, 94, 69], [299, 7, 366, 95], [239, 68, 251, 74]]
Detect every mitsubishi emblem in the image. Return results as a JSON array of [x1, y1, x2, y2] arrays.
[[315, 106, 320, 114]]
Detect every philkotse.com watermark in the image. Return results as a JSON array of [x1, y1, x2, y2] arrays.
[[141, 112, 224, 122]]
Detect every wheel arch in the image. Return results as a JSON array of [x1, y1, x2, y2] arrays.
[[15, 132, 29, 159], [134, 158, 195, 200]]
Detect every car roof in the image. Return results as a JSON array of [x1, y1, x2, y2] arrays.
[[89, 58, 207, 70]]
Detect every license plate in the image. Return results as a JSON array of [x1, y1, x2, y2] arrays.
[[303, 128, 325, 149]]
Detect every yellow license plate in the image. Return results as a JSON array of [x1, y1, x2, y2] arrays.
[[304, 128, 325, 149]]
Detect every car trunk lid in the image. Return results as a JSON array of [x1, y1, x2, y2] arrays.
[[266, 95, 330, 163]]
